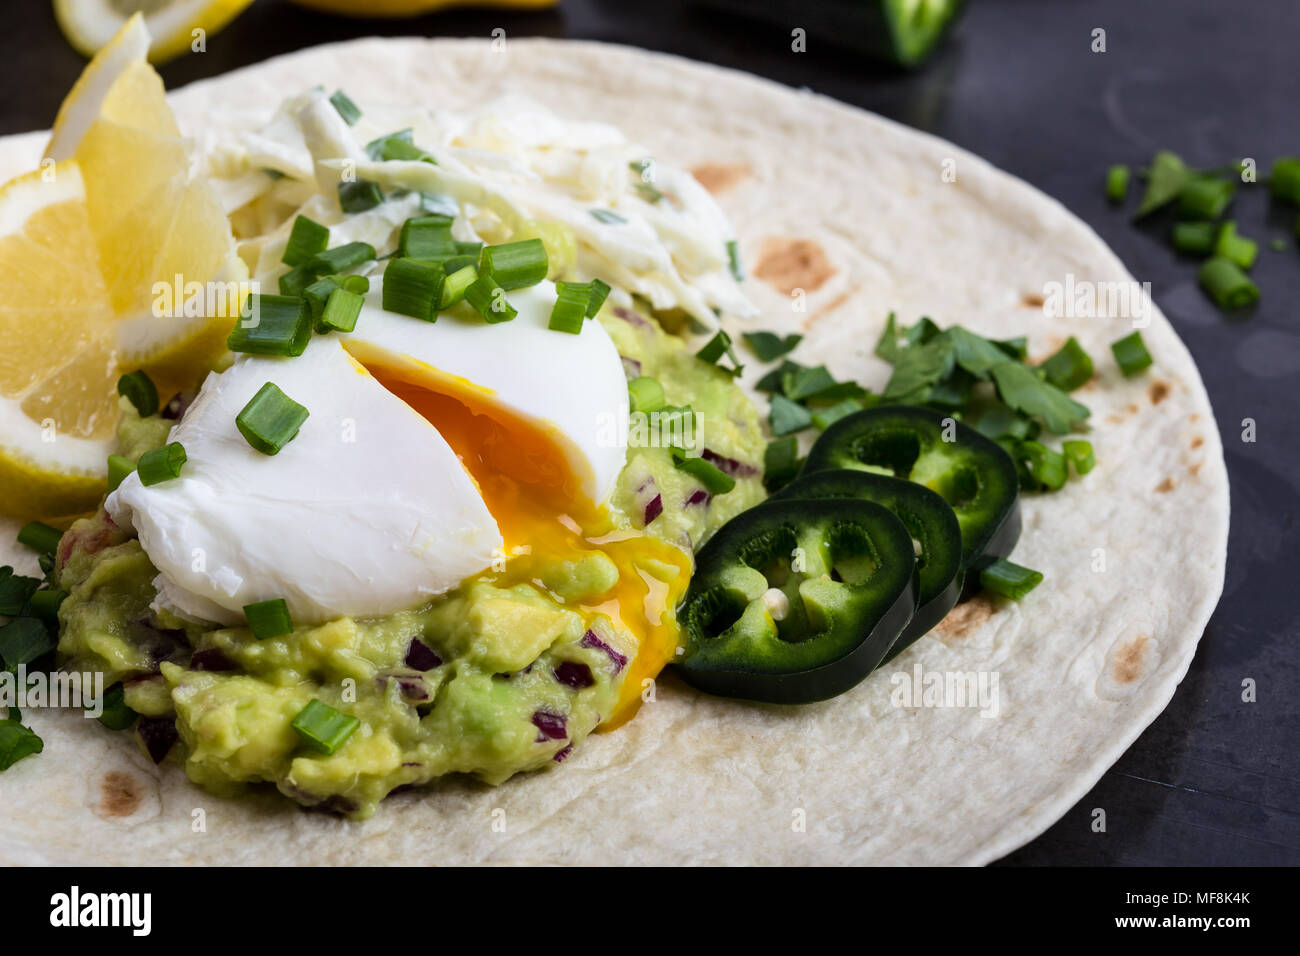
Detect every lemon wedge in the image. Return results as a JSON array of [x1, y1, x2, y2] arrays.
[[0, 14, 244, 520], [53, 0, 254, 64]]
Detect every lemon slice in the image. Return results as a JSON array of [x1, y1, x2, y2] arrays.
[[53, 0, 254, 64], [0, 14, 244, 520]]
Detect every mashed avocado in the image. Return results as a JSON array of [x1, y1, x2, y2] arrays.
[[55, 305, 766, 819]]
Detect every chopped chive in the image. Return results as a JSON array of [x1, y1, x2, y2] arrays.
[[548, 281, 590, 333], [291, 699, 360, 755], [319, 288, 363, 333], [116, 370, 159, 417], [304, 277, 340, 327], [1271, 237, 1288, 252], [584, 278, 611, 317], [228, 294, 312, 357], [332, 274, 370, 295], [106, 454, 136, 492], [741, 331, 802, 362], [1212, 220, 1259, 270], [1177, 176, 1235, 220], [465, 273, 516, 323], [1134, 150, 1190, 219], [1171, 221, 1218, 256], [28, 588, 67, 625], [244, 598, 293, 640], [811, 398, 862, 430], [627, 376, 665, 414], [1198, 256, 1260, 310], [278, 264, 314, 297], [364, 128, 434, 164], [398, 214, 457, 259], [136, 442, 187, 487], [1021, 440, 1068, 490], [96, 683, 138, 731], [1038, 336, 1094, 391], [329, 90, 361, 125], [671, 448, 736, 495], [1110, 331, 1153, 377], [1105, 164, 1130, 203], [439, 264, 478, 309], [479, 239, 548, 290], [634, 182, 664, 203], [338, 179, 384, 214], [17, 521, 62, 556], [726, 239, 744, 282], [382, 257, 445, 322], [1063, 439, 1096, 475], [769, 394, 813, 436], [1269, 157, 1300, 204], [696, 330, 743, 376], [308, 241, 375, 275], [979, 559, 1043, 600], [282, 215, 330, 267], [762, 437, 802, 492], [589, 208, 626, 225], [236, 382, 310, 456]]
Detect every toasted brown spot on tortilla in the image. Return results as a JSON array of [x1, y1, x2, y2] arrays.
[[1155, 477, 1176, 493], [1106, 414, 1126, 425], [935, 593, 998, 642], [1190, 461, 1203, 476], [804, 287, 857, 329], [1189, 412, 1200, 422], [690, 162, 751, 194], [1148, 380, 1170, 404], [1112, 635, 1153, 684], [1021, 292, 1045, 308], [1128, 403, 1139, 414], [753, 237, 835, 296], [98, 771, 143, 818], [1191, 436, 1204, 449]]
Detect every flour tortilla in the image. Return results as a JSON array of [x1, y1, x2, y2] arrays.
[[0, 38, 1228, 865]]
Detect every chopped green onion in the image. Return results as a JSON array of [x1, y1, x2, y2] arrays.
[[1105, 164, 1130, 203], [769, 394, 812, 436], [332, 274, 370, 295], [304, 277, 340, 326], [236, 382, 310, 456], [319, 288, 363, 333], [364, 128, 434, 163], [1020, 440, 1068, 491], [1038, 336, 1094, 391], [979, 559, 1043, 600], [96, 683, 138, 731], [811, 399, 862, 430], [382, 257, 445, 322], [1271, 237, 1288, 252], [1198, 256, 1260, 310], [479, 239, 548, 291], [589, 209, 626, 225], [28, 588, 67, 625], [440, 264, 478, 309], [417, 192, 459, 217], [1063, 439, 1096, 475], [1269, 157, 1300, 204], [584, 278, 611, 317], [1177, 176, 1235, 220], [1134, 150, 1190, 219], [227, 294, 312, 356], [278, 264, 314, 297], [282, 215, 330, 267], [726, 239, 744, 282], [627, 376, 665, 414], [742, 331, 802, 362], [1212, 220, 1258, 270], [1110, 331, 1153, 377], [634, 182, 664, 204], [465, 273, 516, 323], [244, 598, 293, 640], [17, 521, 62, 556], [548, 281, 590, 333], [308, 241, 375, 275], [136, 442, 187, 486], [1171, 221, 1217, 256], [329, 90, 361, 125], [291, 699, 360, 755], [696, 330, 743, 376], [106, 455, 136, 492], [762, 437, 802, 492], [399, 214, 457, 259], [671, 448, 736, 495], [338, 179, 384, 214], [116, 370, 159, 417]]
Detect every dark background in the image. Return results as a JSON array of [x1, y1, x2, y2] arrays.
[[2, 0, 1296, 866]]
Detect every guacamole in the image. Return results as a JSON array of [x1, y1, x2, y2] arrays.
[[55, 305, 766, 819]]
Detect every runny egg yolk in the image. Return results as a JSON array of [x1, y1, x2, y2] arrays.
[[359, 356, 691, 730]]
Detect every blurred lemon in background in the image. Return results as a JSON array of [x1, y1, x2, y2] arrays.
[[54, 0, 255, 63]]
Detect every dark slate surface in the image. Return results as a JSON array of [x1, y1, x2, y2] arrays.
[[3, 0, 1295, 865]]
